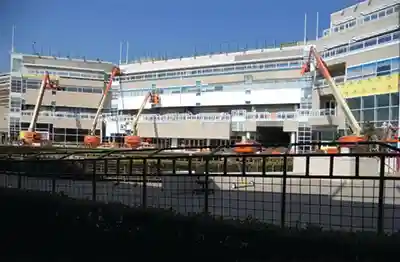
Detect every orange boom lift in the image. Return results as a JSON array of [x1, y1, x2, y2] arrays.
[[301, 46, 364, 146], [84, 66, 122, 148], [124, 90, 160, 148], [20, 72, 62, 145]]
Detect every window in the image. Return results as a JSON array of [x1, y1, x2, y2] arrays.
[[245, 89, 251, 94], [378, 11, 386, 18], [378, 34, 392, 44], [391, 92, 399, 106], [362, 63, 376, 76], [214, 85, 223, 91], [364, 38, 377, 47], [347, 97, 361, 109], [376, 94, 390, 107], [349, 42, 363, 51], [351, 110, 361, 121], [391, 107, 399, 120], [51, 101, 56, 106], [377, 107, 389, 121], [244, 75, 253, 84], [377, 60, 391, 76], [386, 8, 393, 15], [362, 109, 375, 122], [51, 90, 56, 95], [370, 13, 378, 20], [362, 96, 375, 109]]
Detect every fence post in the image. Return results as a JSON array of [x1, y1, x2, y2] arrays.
[[377, 155, 386, 234], [17, 160, 22, 189], [142, 158, 147, 208], [92, 159, 97, 201], [204, 156, 209, 215], [280, 155, 288, 228]]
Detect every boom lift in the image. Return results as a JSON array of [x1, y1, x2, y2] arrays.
[[19, 72, 61, 145], [301, 46, 364, 144], [84, 66, 122, 148], [124, 91, 160, 148]]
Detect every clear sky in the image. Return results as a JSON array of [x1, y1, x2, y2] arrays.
[[0, 0, 354, 72]]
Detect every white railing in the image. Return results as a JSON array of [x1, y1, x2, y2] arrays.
[[21, 110, 97, 120], [104, 109, 337, 123]]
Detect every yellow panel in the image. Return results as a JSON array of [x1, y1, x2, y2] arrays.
[[340, 73, 399, 98]]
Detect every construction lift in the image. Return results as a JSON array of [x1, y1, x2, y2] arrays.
[[84, 66, 122, 148], [301, 46, 364, 149], [19, 72, 62, 146], [124, 90, 160, 148]]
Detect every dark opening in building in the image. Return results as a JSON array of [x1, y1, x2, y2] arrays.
[[256, 126, 290, 147]]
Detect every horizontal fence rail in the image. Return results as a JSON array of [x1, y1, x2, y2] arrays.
[[1, 150, 400, 234]]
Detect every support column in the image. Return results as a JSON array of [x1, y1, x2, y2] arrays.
[[171, 138, 178, 147]]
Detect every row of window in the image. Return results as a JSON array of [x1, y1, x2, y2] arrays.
[[10, 79, 103, 94], [25, 69, 105, 80], [323, 4, 399, 36], [351, 107, 399, 123], [115, 60, 303, 82], [114, 78, 307, 97], [112, 29, 398, 84], [346, 57, 400, 80], [347, 93, 399, 110], [322, 30, 399, 59]]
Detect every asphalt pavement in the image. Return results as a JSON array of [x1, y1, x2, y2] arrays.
[[1, 173, 399, 233]]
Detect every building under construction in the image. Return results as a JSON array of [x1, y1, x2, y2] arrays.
[[0, 54, 114, 144]]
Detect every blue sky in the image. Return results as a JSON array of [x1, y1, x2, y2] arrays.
[[0, 0, 353, 72]]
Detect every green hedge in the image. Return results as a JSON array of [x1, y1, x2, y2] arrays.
[[0, 187, 399, 261]]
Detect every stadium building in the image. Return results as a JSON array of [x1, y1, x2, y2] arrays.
[[0, 54, 114, 144], [0, 0, 398, 150], [105, 0, 400, 151]]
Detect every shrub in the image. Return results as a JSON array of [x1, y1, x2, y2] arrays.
[[0, 187, 399, 261]]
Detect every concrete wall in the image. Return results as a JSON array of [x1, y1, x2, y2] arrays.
[[137, 121, 231, 139], [24, 89, 102, 108], [20, 115, 98, 129]]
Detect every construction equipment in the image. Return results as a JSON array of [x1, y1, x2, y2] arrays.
[[124, 91, 160, 148], [84, 66, 122, 148], [301, 46, 364, 145], [19, 72, 61, 145]]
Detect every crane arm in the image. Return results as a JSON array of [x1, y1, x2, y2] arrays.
[[89, 66, 121, 136], [302, 46, 362, 136], [131, 92, 152, 136], [28, 72, 59, 132]]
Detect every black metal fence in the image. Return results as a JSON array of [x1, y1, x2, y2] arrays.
[[1, 149, 400, 234]]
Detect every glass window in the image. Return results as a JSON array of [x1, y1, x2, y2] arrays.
[[346, 66, 362, 79], [391, 57, 399, 70], [349, 42, 363, 51], [364, 38, 377, 47], [362, 96, 375, 109], [364, 16, 371, 22], [377, 107, 389, 121], [362, 63, 376, 76], [395, 5, 400, 12], [378, 34, 392, 44], [351, 110, 361, 121], [393, 31, 400, 40], [376, 94, 390, 107], [370, 13, 378, 20], [391, 92, 399, 106], [378, 11, 386, 18], [391, 107, 399, 121], [347, 97, 361, 109], [362, 109, 375, 122], [386, 7, 393, 15]]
